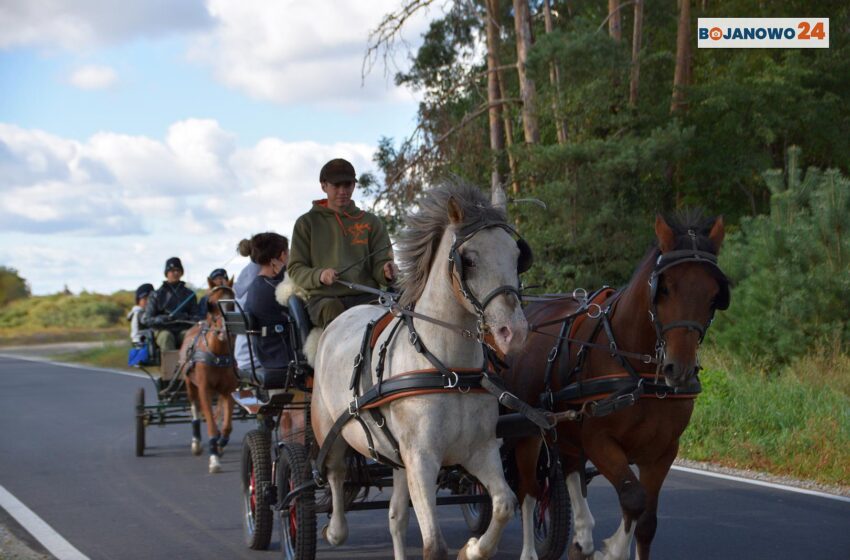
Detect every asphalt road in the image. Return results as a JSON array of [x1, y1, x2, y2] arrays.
[[1, 354, 848, 559]]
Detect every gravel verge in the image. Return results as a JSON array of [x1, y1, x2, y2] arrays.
[[675, 458, 850, 497]]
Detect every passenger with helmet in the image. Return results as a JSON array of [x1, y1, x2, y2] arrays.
[[128, 283, 154, 345], [287, 158, 397, 328], [196, 268, 230, 320], [143, 257, 199, 352]]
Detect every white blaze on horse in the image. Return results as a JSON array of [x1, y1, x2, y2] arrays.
[[179, 282, 238, 473], [310, 182, 530, 560]]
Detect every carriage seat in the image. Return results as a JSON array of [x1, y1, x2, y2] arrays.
[[287, 295, 312, 351], [218, 299, 295, 391]]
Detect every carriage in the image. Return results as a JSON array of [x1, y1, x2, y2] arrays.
[[220, 288, 573, 560], [132, 320, 252, 457]]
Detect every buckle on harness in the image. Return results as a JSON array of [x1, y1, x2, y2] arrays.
[[587, 303, 602, 319], [348, 396, 360, 416], [572, 288, 588, 301], [444, 371, 460, 389], [547, 346, 558, 363]]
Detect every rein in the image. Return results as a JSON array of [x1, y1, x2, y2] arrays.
[[536, 245, 729, 418], [314, 221, 551, 482]]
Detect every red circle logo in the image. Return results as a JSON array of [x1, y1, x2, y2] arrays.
[[709, 27, 723, 40]]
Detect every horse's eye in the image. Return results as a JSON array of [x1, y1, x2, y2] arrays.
[[461, 256, 476, 269], [658, 285, 669, 297]]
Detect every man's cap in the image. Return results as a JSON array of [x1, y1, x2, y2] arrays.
[[164, 257, 183, 274], [208, 268, 228, 280], [319, 158, 357, 184], [135, 283, 154, 302]]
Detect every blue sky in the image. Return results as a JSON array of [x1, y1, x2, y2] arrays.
[[0, 0, 440, 294]]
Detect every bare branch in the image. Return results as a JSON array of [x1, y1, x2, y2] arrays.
[[596, 0, 637, 33], [362, 0, 444, 82]]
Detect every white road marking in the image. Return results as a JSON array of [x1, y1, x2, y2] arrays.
[[0, 484, 90, 560], [671, 465, 850, 503], [0, 353, 147, 379]]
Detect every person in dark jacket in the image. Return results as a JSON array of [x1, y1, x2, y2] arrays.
[[143, 257, 199, 351], [242, 233, 291, 370], [196, 268, 230, 320]]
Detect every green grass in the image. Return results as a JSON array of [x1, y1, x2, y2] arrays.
[[681, 345, 850, 487], [51, 341, 135, 371]]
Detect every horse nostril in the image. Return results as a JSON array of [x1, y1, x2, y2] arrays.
[[497, 326, 513, 345], [663, 363, 676, 378]]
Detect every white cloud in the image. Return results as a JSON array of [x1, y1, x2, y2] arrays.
[[0, 120, 379, 294], [1, 0, 439, 107], [0, 0, 212, 50], [189, 0, 438, 105], [68, 65, 118, 90]]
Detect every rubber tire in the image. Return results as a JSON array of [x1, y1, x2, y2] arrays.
[[460, 480, 493, 536], [241, 429, 273, 550], [277, 443, 317, 560], [534, 451, 571, 560], [135, 387, 145, 457]]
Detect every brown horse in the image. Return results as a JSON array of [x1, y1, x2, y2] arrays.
[[179, 281, 238, 473], [504, 213, 728, 560]]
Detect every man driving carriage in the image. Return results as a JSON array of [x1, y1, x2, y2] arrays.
[[287, 158, 397, 328], [143, 257, 199, 352]]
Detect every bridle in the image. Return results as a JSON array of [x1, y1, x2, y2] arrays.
[[447, 221, 533, 338], [647, 230, 730, 367], [204, 286, 235, 342]]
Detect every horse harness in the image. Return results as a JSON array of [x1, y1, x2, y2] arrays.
[[314, 221, 549, 481], [535, 241, 730, 419], [180, 319, 235, 376]]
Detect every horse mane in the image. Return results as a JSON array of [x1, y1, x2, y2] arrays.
[[397, 181, 506, 308], [626, 209, 721, 291]]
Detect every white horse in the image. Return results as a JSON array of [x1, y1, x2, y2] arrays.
[[311, 183, 530, 560]]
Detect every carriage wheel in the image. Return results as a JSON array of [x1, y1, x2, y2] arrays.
[[460, 480, 493, 536], [533, 449, 571, 560], [135, 388, 145, 457], [277, 443, 317, 560], [241, 429, 273, 550]]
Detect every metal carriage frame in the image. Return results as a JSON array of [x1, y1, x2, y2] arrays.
[[221, 296, 572, 560]]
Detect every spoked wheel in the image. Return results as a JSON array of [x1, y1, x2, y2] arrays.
[[277, 443, 316, 560], [135, 388, 145, 457], [241, 429, 273, 550], [533, 448, 571, 560], [460, 479, 493, 536]]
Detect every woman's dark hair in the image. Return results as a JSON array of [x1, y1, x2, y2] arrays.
[[237, 233, 289, 265]]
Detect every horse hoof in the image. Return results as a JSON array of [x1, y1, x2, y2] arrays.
[[567, 543, 593, 560], [209, 455, 222, 474], [457, 537, 481, 560], [191, 439, 202, 456]]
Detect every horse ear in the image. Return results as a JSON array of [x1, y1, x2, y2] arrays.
[[228, 276, 234, 288], [447, 196, 464, 225], [709, 216, 725, 251], [207, 278, 215, 289], [655, 214, 675, 253]]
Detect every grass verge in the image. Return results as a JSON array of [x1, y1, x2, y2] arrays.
[[681, 346, 850, 487], [51, 341, 135, 371]]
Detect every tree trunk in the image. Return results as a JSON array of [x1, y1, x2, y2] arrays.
[[485, 0, 507, 209], [671, 0, 691, 114], [629, 0, 643, 107], [608, 0, 622, 41], [543, 0, 567, 144], [513, 0, 540, 145]]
